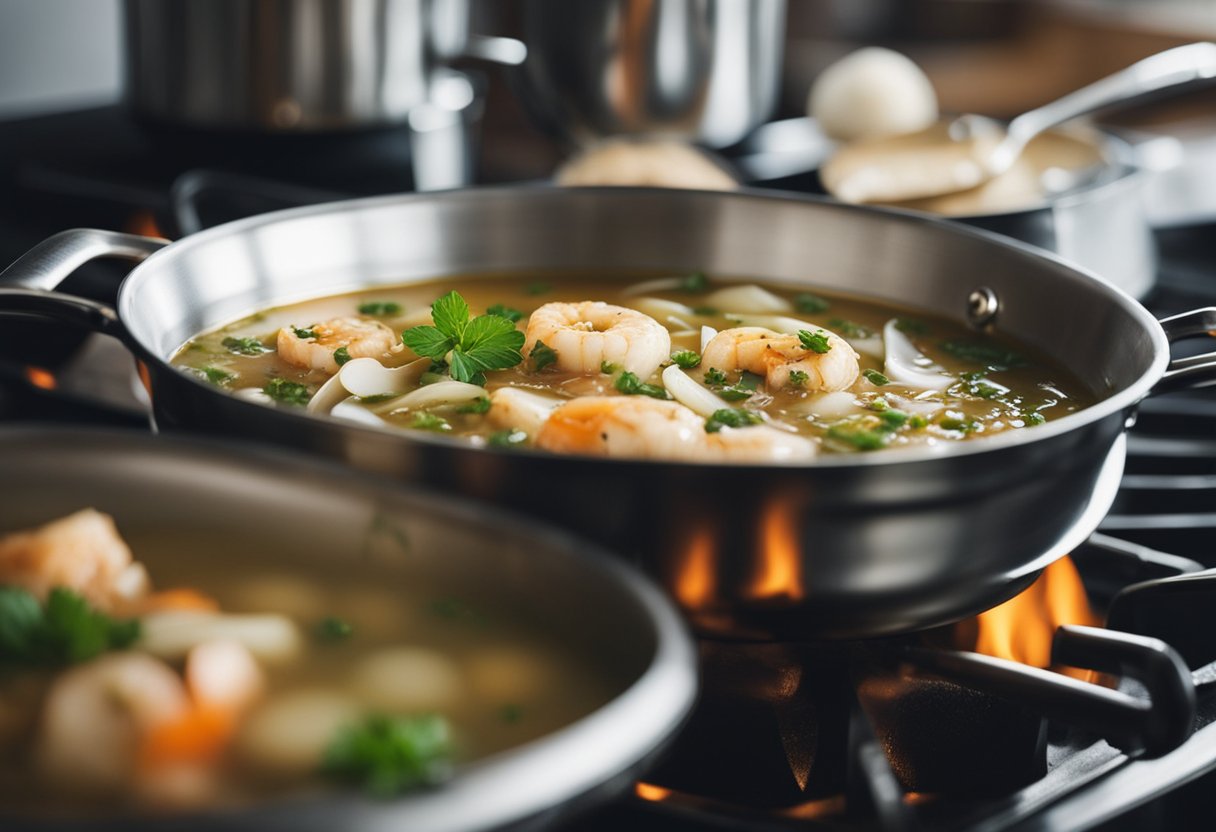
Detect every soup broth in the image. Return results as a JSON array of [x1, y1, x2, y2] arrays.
[[172, 272, 1095, 462]]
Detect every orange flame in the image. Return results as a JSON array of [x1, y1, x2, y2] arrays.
[[635, 782, 672, 802], [749, 497, 805, 601], [24, 366, 56, 390], [972, 557, 1097, 678], [672, 527, 717, 609], [125, 211, 165, 239]]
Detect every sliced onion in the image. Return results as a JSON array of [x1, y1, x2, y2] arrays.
[[704, 284, 792, 314], [338, 357, 429, 399], [887, 394, 945, 417], [801, 390, 862, 420], [662, 365, 729, 418], [849, 337, 884, 358], [629, 297, 697, 330], [621, 276, 686, 296], [700, 325, 718, 352], [235, 387, 274, 405], [306, 372, 351, 414], [487, 387, 564, 436], [379, 380, 487, 412], [331, 401, 391, 427], [883, 319, 953, 391], [722, 313, 815, 334]]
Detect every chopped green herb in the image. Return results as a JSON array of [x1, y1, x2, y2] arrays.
[[704, 408, 763, 433], [489, 429, 528, 447], [691, 305, 719, 316], [939, 415, 979, 433], [795, 293, 831, 314], [196, 366, 234, 386], [798, 329, 832, 354], [615, 371, 669, 400], [334, 346, 352, 367], [401, 291, 526, 384], [457, 397, 492, 414], [717, 385, 754, 402], [322, 714, 452, 797], [315, 616, 354, 643], [940, 339, 1025, 370], [894, 318, 929, 335], [292, 326, 318, 339], [411, 412, 451, 432], [600, 361, 619, 374], [264, 377, 311, 406], [827, 318, 873, 339], [524, 282, 551, 296], [0, 587, 140, 667], [879, 408, 910, 428], [485, 304, 523, 323], [862, 369, 889, 386], [671, 350, 701, 370], [704, 367, 728, 386], [360, 393, 397, 404], [499, 704, 524, 724], [969, 381, 1002, 399], [1021, 410, 1047, 426], [788, 369, 809, 386], [908, 415, 929, 429], [960, 370, 987, 382], [358, 301, 403, 316], [530, 340, 559, 372], [680, 271, 709, 293], [827, 422, 892, 451], [868, 397, 889, 412], [222, 336, 268, 356], [419, 370, 448, 386]]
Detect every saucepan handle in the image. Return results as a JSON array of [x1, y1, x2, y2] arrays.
[[1152, 307, 1216, 395], [0, 228, 168, 336]]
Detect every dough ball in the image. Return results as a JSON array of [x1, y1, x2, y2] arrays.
[[809, 47, 938, 143], [556, 140, 739, 191]]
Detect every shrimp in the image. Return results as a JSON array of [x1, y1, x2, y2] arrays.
[[535, 396, 816, 462], [36, 653, 191, 795], [524, 301, 671, 378], [701, 326, 859, 392], [277, 317, 398, 375], [0, 509, 147, 613]]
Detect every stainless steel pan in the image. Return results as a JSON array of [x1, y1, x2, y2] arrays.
[[0, 427, 697, 831], [2, 188, 1214, 640]]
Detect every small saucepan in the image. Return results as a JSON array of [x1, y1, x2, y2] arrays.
[[0, 188, 1214, 641]]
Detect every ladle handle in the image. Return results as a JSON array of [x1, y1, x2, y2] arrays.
[[1009, 42, 1216, 145], [1153, 307, 1216, 395]]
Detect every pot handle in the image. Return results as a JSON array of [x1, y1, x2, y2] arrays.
[[0, 228, 169, 292], [1153, 307, 1216, 395]]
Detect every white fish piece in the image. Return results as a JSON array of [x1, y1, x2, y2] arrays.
[[306, 372, 351, 414], [139, 611, 303, 664], [662, 365, 731, 418], [488, 387, 564, 436], [338, 356, 429, 399], [883, 319, 953, 391], [700, 325, 718, 353], [378, 379, 488, 412]]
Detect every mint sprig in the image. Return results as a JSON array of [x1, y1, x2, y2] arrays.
[[401, 292, 525, 384]]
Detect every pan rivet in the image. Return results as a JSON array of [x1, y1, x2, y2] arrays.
[[967, 287, 1000, 328]]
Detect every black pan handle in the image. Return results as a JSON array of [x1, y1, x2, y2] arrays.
[[1152, 307, 1216, 394], [900, 624, 1196, 758]]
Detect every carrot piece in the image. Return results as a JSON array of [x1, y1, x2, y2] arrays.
[[139, 706, 236, 767]]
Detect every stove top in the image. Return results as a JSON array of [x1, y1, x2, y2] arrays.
[[1, 105, 1215, 832]]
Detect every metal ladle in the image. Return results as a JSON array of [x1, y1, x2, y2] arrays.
[[821, 42, 1216, 205]]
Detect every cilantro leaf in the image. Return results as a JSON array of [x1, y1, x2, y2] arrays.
[[264, 377, 311, 406], [530, 340, 558, 372], [615, 371, 669, 399], [862, 369, 889, 386], [222, 336, 268, 356], [680, 272, 709, 293], [458, 397, 491, 414], [292, 326, 317, 339], [826, 318, 872, 338], [410, 412, 451, 432], [704, 367, 727, 385], [315, 617, 354, 643], [358, 301, 402, 316], [939, 339, 1025, 370], [0, 586, 140, 666], [788, 370, 809, 386], [430, 292, 470, 340], [334, 347, 352, 367], [795, 293, 830, 314], [459, 315, 525, 370], [798, 329, 832, 354], [322, 714, 453, 797], [401, 326, 456, 361], [196, 366, 234, 386], [489, 429, 528, 447], [486, 304, 523, 323], [705, 408, 763, 433], [402, 293, 525, 383], [671, 350, 701, 370]]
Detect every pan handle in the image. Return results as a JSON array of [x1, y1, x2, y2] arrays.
[[1152, 307, 1216, 395], [0, 228, 169, 292]]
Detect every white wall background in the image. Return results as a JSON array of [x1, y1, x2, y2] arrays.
[[0, 0, 121, 116]]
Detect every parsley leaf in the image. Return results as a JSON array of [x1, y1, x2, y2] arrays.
[[939, 339, 1025, 371], [292, 326, 317, 339], [862, 369, 889, 385], [670, 350, 701, 370], [798, 329, 832, 354], [0, 586, 140, 666], [691, 306, 719, 316], [795, 293, 830, 314], [264, 377, 311, 406], [615, 371, 669, 399], [530, 340, 559, 372], [401, 292, 525, 383], [322, 714, 453, 797], [334, 347, 352, 367], [486, 304, 523, 323], [788, 369, 809, 386], [1020, 410, 1046, 426], [827, 422, 892, 451], [704, 367, 727, 385], [196, 366, 234, 386], [358, 301, 402, 316], [826, 318, 872, 339], [489, 428, 528, 447], [895, 318, 929, 335], [705, 408, 763, 433], [315, 616, 354, 643], [939, 414, 979, 433], [222, 336, 268, 356]]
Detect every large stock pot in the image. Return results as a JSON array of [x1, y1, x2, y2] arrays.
[[1, 188, 1213, 640]]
